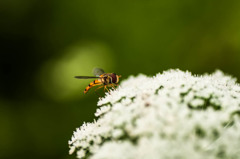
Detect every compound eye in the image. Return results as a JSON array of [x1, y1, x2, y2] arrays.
[[111, 73, 117, 83]]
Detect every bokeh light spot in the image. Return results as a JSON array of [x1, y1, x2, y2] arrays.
[[37, 42, 115, 101]]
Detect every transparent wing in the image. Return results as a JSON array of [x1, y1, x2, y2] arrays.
[[74, 76, 99, 79], [93, 68, 105, 77]]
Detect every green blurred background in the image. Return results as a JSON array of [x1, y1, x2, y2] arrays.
[[1, 0, 240, 158]]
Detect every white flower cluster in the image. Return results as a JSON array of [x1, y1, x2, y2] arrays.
[[69, 69, 240, 159]]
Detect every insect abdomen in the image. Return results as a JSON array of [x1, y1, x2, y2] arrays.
[[84, 79, 101, 94]]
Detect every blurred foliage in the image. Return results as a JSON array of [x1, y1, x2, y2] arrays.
[[0, 0, 240, 159]]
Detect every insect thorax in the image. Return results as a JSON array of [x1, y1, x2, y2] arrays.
[[100, 74, 115, 85]]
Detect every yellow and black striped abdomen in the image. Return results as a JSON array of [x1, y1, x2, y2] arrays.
[[84, 79, 102, 94]]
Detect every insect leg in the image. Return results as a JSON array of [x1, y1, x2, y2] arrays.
[[111, 84, 116, 89], [104, 85, 110, 93], [94, 85, 104, 97], [110, 83, 119, 89]]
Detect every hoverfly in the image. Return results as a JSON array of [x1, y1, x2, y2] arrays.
[[75, 68, 121, 95]]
